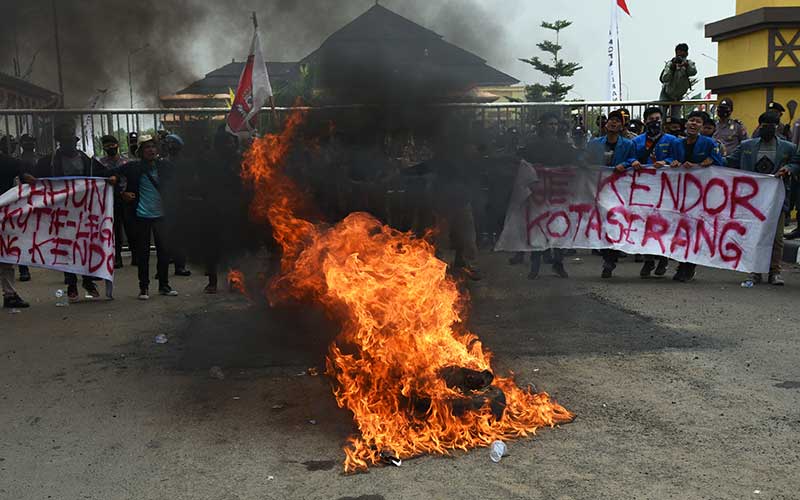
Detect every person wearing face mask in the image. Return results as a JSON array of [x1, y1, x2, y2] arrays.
[[631, 107, 680, 278], [97, 135, 134, 269], [713, 98, 747, 155], [585, 110, 637, 279], [23, 122, 111, 302], [669, 111, 727, 283], [664, 116, 685, 138], [727, 111, 799, 286], [753, 102, 791, 141]]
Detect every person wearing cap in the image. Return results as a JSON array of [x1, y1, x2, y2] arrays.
[[669, 110, 726, 283], [97, 135, 135, 270], [128, 131, 139, 157], [617, 108, 638, 140], [585, 110, 637, 278], [714, 98, 748, 155], [726, 111, 800, 286], [23, 122, 110, 302], [110, 134, 179, 300], [659, 43, 697, 118], [753, 102, 791, 141], [701, 117, 727, 157], [631, 107, 681, 278], [0, 141, 29, 309]]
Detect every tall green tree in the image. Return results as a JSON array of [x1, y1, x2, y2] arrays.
[[520, 20, 583, 102]]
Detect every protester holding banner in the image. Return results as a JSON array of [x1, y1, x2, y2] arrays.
[[0, 148, 29, 309], [111, 135, 179, 300], [98, 135, 132, 269], [631, 107, 680, 278], [585, 110, 637, 278], [727, 111, 800, 286], [516, 112, 577, 279], [23, 123, 108, 301]]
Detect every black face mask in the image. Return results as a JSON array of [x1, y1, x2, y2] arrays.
[[646, 121, 663, 137], [104, 147, 119, 157], [718, 108, 731, 119], [760, 126, 776, 142]]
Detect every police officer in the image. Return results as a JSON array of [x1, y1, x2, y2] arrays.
[[753, 102, 791, 140], [714, 98, 748, 154]]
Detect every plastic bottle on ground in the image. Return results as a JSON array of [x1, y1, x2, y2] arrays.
[[489, 440, 506, 463], [55, 289, 68, 307]]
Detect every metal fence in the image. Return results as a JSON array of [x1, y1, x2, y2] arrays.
[[0, 99, 717, 156]]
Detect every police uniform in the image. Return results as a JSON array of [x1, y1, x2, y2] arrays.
[[714, 118, 747, 154]]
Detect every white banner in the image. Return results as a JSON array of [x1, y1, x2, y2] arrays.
[[0, 178, 115, 280], [607, 0, 621, 101], [495, 165, 785, 274]]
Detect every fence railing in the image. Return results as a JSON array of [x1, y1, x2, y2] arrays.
[[0, 99, 717, 156]]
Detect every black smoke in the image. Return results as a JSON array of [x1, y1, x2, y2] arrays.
[[1, 0, 510, 108]]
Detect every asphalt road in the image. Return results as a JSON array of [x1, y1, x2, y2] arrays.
[[2, 252, 799, 500]]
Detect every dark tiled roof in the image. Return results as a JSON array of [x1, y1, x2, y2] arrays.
[[176, 4, 517, 97], [0, 72, 60, 101], [177, 62, 300, 95]]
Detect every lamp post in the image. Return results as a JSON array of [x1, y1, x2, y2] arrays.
[[128, 44, 150, 108]]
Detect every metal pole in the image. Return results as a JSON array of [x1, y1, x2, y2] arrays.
[[52, 0, 65, 107], [128, 53, 134, 108]]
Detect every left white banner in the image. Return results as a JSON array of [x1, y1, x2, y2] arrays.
[[0, 178, 115, 281]]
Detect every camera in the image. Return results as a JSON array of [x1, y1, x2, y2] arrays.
[[672, 56, 685, 65]]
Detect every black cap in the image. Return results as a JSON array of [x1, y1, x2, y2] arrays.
[[101, 135, 119, 145], [719, 98, 733, 109], [759, 111, 780, 125], [768, 101, 785, 113]]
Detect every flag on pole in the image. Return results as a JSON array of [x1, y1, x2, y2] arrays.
[[226, 26, 273, 135], [607, 0, 630, 101]]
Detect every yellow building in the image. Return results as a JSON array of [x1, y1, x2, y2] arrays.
[[706, 0, 800, 131]]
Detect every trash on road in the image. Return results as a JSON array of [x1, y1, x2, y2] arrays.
[[154, 334, 168, 344], [489, 440, 506, 463], [380, 450, 402, 467]]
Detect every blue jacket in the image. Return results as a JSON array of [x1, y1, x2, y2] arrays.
[[585, 135, 637, 169], [674, 135, 726, 166], [632, 133, 680, 164]]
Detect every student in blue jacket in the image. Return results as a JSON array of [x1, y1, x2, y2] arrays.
[[670, 110, 726, 282], [670, 110, 726, 170], [631, 107, 681, 278], [586, 110, 638, 278]]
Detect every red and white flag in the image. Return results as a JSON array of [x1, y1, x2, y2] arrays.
[[607, 0, 631, 101], [226, 30, 273, 134]]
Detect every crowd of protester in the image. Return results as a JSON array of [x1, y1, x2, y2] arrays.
[[3, 74, 800, 309], [0, 124, 246, 309]]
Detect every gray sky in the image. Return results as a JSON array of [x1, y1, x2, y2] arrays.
[[7, 0, 736, 107]]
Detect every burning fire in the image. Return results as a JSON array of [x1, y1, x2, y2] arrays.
[[227, 269, 248, 298], [241, 111, 574, 472]]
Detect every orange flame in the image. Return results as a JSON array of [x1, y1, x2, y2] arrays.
[[241, 111, 574, 472], [227, 269, 248, 298]]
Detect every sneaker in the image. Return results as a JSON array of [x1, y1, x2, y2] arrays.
[[601, 267, 613, 279], [204, 283, 218, 294], [175, 268, 192, 277], [769, 273, 785, 286], [3, 295, 29, 308], [138, 289, 150, 300], [18, 269, 31, 282], [672, 270, 686, 282], [784, 228, 800, 240], [640, 261, 655, 278], [83, 281, 101, 299], [67, 285, 79, 302], [552, 263, 569, 279], [159, 285, 179, 296], [655, 260, 668, 277]]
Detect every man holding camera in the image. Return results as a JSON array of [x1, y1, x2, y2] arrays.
[[659, 43, 697, 119]]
